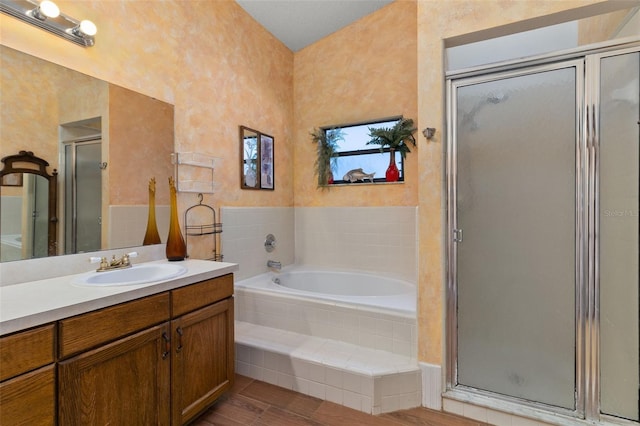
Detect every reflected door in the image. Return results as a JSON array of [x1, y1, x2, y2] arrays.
[[64, 141, 102, 254], [452, 63, 579, 410]]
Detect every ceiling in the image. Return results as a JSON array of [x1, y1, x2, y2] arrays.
[[236, 0, 394, 52]]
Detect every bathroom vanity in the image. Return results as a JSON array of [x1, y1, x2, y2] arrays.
[[0, 259, 237, 425]]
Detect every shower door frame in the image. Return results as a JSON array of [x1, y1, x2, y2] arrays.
[[586, 45, 640, 424], [445, 39, 640, 425]]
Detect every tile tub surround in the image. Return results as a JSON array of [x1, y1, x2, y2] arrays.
[[295, 207, 418, 283], [221, 206, 418, 283], [234, 285, 421, 414], [226, 205, 421, 414], [221, 207, 295, 281]]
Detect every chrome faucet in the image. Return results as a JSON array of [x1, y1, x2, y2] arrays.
[[90, 251, 138, 272], [267, 260, 282, 270]]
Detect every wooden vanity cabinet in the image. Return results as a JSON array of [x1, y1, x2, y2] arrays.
[[58, 324, 172, 425], [171, 274, 234, 424], [55, 273, 234, 425], [57, 293, 171, 425], [0, 324, 56, 426]]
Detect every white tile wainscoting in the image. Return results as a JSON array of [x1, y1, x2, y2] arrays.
[[295, 207, 418, 283], [221, 207, 294, 281], [221, 206, 417, 283]]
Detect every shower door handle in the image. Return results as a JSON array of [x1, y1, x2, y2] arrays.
[[453, 229, 463, 243]]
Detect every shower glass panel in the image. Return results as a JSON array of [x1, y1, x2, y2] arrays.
[[599, 51, 639, 421], [455, 66, 577, 409]]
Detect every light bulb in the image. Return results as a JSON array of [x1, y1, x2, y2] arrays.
[[38, 1, 59, 18], [78, 20, 97, 36]]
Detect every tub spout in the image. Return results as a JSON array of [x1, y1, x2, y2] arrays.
[[267, 260, 282, 270]]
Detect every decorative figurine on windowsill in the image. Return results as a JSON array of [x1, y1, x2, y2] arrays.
[[343, 168, 375, 183]]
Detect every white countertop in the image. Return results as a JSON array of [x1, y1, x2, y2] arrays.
[[0, 259, 238, 336]]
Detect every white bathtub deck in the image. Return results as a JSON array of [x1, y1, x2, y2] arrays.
[[235, 320, 422, 415]]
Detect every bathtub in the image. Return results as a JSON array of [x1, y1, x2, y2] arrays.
[[235, 265, 416, 315], [234, 265, 420, 414]]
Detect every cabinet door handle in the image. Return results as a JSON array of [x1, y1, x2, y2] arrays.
[[176, 327, 183, 353], [162, 332, 170, 359]]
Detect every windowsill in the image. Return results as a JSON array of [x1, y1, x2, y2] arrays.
[[321, 181, 405, 188]]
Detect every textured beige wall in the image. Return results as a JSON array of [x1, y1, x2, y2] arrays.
[[109, 85, 174, 206], [578, 8, 633, 44], [1, 0, 619, 368], [293, 1, 418, 207], [1, 0, 294, 215]]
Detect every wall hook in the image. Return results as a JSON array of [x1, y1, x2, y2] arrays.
[[98, 162, 108, 170], [422, 127, 436, 141]]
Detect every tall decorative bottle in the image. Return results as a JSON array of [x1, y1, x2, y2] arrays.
[[143, 177, 162, 245], [166, 176, 187, 261], [385, 148, 400, 182]]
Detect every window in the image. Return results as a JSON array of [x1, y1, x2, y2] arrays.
[[323, 117, 403, 184]]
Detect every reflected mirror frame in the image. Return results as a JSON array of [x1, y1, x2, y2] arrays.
[[0, 150, 58, 256], [239, 125, 274, 191]]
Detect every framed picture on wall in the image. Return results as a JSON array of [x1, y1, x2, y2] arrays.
[[260, 134, 274, 190], [240, 125, 275, 191]]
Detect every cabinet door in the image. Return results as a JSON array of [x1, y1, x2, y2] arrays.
[[171, 298, 234, 425], [58, 323, 171, 426], [0, 365, 55, 426]]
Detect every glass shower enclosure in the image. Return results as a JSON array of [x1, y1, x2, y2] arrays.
[[447, 45, 639, 423]]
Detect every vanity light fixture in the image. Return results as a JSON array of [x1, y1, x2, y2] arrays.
[[0, 0, 97, 47], [70, 19, 97, 39], [28, 0, 58, 19]]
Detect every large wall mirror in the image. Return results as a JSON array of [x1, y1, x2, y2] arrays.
[[0, 45, 175, 262]]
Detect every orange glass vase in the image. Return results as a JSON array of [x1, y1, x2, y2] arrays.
[[166, 177, 187, 261], [143, 178, 161, 245]]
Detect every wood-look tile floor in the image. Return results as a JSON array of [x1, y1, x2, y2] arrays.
[[192, 375, 489, 426]]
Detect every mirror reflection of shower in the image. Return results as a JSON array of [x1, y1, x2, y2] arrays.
[[61, 117, 103, 254]]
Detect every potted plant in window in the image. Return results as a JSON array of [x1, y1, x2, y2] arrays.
[[310, 127, 344, 186], [367, 118, 417, 182]]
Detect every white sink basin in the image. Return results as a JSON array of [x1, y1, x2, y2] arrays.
[[74, 263, 187, 286]]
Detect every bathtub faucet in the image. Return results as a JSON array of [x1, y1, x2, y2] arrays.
[[267, 260, 282, 270]]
